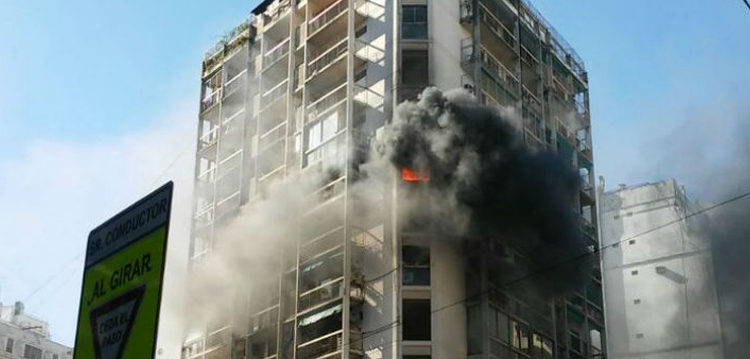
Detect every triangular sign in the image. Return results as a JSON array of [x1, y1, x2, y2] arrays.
[[89, 285, 145, 359]]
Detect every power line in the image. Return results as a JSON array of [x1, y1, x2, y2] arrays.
[[743, 0, 750, 11]]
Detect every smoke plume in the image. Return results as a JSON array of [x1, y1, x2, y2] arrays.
[[376, 87, 590, 296], [185, 87, 592, 336]]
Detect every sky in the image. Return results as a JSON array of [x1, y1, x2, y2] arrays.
[[0, 0, 748, 355]]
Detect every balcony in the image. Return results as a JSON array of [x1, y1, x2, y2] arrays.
[[224, 69, 247, 98], [201, 89, 222, 113], [308, 83, 347, 120], [260, 79, 289, 113], [308, 0, 349, 38], [198, 127, 219, 153], [479, 5, 516, 50], [480, 73, 517, 108], [296, 329, 363, 359], [264, 38, 291, 71], [307, 37, 348, 81]]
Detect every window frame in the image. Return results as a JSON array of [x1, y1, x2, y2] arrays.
[[401, 5, 428, 40]]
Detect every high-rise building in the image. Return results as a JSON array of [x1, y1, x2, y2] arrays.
[[0, 302, 73, 359], [598, 179, 724, 359], [183, 0, 601, 357]]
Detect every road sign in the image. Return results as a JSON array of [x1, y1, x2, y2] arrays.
[[74, 182, 173, 359]]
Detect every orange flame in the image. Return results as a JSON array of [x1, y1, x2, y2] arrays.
[[401, 167, 430, 182]]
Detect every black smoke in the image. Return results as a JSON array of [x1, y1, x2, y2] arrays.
[[377, 87, 590, 296]]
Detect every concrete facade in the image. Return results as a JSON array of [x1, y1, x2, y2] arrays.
[[0, 302, 72, 359], [599, 180, 723, 359], [184, 0, 601, 358]]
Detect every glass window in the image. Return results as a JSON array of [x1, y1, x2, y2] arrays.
[[403, 299, 431, 340], [402, 5, 428, 39], [4, 338, 13, 353], [467, 305, 482, 354], [23, 345, 42, 359], [402, 50, 429, 85], [403, 245, 430, 285], [511, 320, 530, 353], [497, 311, 509, 342]]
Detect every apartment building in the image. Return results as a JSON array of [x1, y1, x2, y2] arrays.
[[184, 0, 601, 357], [0, 302, 72, 359], [599, 180, 724, 358]]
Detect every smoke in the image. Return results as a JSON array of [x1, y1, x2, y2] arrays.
[[376, 87, 590, 296], [640, 100, 750, 358], [697, 114, 750, 359], [184, 87, 592, 337]]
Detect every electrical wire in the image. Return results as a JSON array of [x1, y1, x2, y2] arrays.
[[743, 0, 750, 11]]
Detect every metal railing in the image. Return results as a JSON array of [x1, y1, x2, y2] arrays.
[[223, 69, 247, 97], [480, 46, 519, 87], [480, 73, 517, 107], [264, 37, 291, 69], [308, 0, 348, 35], [307, 37, 348, 79], [479, 5, 516, 48], [261, 80, 288, 108], [308, 83, 347, 118]]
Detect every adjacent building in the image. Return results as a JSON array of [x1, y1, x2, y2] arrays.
[[0, 302, 72, 359], [184, 0, 601, 358], [599, 179, 724, 359]]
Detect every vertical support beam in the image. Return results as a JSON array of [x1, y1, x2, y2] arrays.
[[470, 0, 481, 103], [343, 0, 357, 358], [479, 252, 490, 359]]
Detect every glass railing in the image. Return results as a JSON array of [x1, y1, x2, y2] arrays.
[[264, 38, 291, 69], [308, 0, 348, 35], [307, 38, 348, 79], [201, 89, 221, 112]]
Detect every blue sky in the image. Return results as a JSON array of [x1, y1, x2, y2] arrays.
[[0, 0, 748, 352]]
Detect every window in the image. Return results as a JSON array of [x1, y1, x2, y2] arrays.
[[633, 298, 641, 304], [402, 50, 429, 85], [53, 355, 59, 359], [403, 245, 430, 285], [23, 345, 42, 359], [5, 338, 13, 353], [629, 239, 636, 245], [403, 299, 431, 340], [631, 270, 639, 276], [306, 112, 340, 150], [402, 5, 427, 39], [511, 320, 530, 353]]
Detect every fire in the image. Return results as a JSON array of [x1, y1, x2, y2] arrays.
[[401, 167, 429, 182]]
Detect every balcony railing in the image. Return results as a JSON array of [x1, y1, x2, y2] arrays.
[[307, 38, 348, 79], [480, 47, 519, 87], [201, 89, 221, 112], [308, 0, 348, 35], [299, 278, 345, 313], [198, 128, 218, 151], [480, 74, 517, 107], [224, 69, 247, 97], [308, 83, 347, 119], [479, 6, 516, 48], [264, 38, 291, 70], [261, 80, 289, 109]]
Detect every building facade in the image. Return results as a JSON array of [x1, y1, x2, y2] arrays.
[[183, 0, 601, 358], [0, 302, 72, 359], [599, 180, 723, 359]]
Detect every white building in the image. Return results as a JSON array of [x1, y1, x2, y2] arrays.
[[184, 0, 601, 357], [0, 302, 72, 359], [599, 179, 723, 359]]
